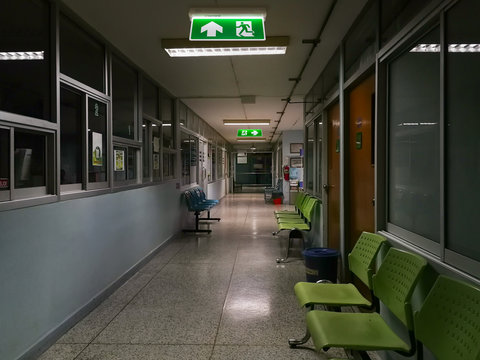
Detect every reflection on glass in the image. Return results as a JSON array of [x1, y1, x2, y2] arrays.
[[88, 99, 107, 183], [388, 27, 440, 242], [14, 131, 45, 188], [181, 132, 191, 185], [306, 124, 314, 191], [0, 0, 51, 120], [446, 0, 480, 261], [152, 124, 161, 180], [142, 121, 149, 178], [143, 79, 158, 118], [162, 95, 174, 149]]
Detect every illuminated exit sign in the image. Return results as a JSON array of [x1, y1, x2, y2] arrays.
[[237, 129, 263, 137], [190, 17, 265, 41]]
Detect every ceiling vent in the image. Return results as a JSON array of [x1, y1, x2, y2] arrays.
[[241, 95, 256, 104]]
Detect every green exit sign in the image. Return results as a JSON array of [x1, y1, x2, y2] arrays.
[[237, 129, 263, 137], [190, 17, 265, 41]]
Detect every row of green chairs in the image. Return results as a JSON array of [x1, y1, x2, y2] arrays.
[[290, 231, 480, 360], [272, 192, 319, 263]]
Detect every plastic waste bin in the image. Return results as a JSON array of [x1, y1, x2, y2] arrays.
[[302, 248, 339, 283]]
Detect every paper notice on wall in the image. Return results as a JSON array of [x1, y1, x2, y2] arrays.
[[92, 132, 103, 166], [114, 150, 125, 171], [153, 136, 160, 153]]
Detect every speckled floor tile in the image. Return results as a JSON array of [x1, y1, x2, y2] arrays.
[[37, 344, 86, 360], [58, 272, 154, 344], [76, 344, 213, 360], [92, 305, 222, 344], [210, 345, 345, 360]]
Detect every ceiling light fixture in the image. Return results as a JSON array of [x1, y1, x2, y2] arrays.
[[162, 37, 288, 57], [237, 138, 266, 142], [410, 43, 480, 53], [223, 119, 270, 126]]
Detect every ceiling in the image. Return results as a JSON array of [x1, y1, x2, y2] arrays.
[[61, 0, 367, 146]]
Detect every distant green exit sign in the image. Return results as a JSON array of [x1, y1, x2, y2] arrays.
[[190, 18, 265, 41], [237, 129, 263, 137]]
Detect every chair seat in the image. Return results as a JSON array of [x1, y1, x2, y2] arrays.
[[277, 217, 304, 223], [277, 222, 310, 231], [274, 210, 298, 215], [306, 310, 410, 353], [294, 282, 372, 308], [275, 213, 301, 219]]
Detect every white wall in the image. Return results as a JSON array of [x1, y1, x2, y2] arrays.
[[0, 182, 182, 360]]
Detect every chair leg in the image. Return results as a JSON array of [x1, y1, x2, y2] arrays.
[[199, 210, 220, 221], [288, 328, 311, 347], [183, 211, 212, 233]]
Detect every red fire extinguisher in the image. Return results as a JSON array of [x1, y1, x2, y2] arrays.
[[283, 165, 290, 181]]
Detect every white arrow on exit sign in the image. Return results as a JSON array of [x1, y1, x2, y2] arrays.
[[251, 130, 259, 135], [201, 21, 223, 37]]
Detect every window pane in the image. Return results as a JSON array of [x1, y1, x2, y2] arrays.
[[181, 132, 191, 185], [0, 0, 51, 120], [388, 27, 440, 242], [446, 0, 480, 261], [0, 129, 10, 194], [306, 124, 314, 191], [143, 78, 158, 118], [112, 55, 136, 139], [60, 87, 83, 185], [152, 124, 161, 180], [163, 153, 175, 178], [113, 146, 127, 182], [127, 147, 137, 180], [190, 137, 197, 184], [212, 145, 217, 180], [162, 95, 174, 149], [142, 120, 150, 179], [88, 98, 107, 183], [14, 131, 45, 188], [316, 118, 323, 197], [60, 15, 105, 92], [381, 0, 433, 46]]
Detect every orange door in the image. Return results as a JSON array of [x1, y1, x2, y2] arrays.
[[327, 103, 341, 251], [348, 74, 375, 251]]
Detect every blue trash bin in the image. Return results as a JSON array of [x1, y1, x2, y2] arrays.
[[302, 248, 339, 283]]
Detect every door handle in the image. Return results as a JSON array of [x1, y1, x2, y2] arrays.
[[323, 184, 329, 193]]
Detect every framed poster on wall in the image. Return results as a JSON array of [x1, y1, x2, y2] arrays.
[[290, 143, 303, 153]]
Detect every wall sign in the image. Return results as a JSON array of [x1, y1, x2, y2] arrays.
[[237, 129, 263, 137]]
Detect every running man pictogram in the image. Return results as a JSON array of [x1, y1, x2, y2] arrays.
[[236, 21, 255, 37]]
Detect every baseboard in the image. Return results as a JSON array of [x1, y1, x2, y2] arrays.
[[17, 234, 177, 360]]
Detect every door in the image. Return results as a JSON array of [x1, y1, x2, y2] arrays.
[[327, 102, 341, 251], [348, 75, 375, 250]]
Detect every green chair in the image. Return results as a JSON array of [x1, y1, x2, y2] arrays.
[[306, 248, 427, 357], [289, 231, 386, 347], [274, 191, 306, 217], [276, 197, 316, 223], [275, 193, 309, 219], [414, 275, 480, 360]]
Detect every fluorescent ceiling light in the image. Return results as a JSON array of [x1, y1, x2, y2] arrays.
[[0, 51, 44, 60], [224, 119, 270, 126], [189, 8, 267, 20], [410, 43, 480, 53], [166, 47, 286, 57], [237, 138, 266, 142], [162, 37, 288, 57]]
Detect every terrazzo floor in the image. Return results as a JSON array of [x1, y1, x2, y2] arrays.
[[38, 193, 348, 360]]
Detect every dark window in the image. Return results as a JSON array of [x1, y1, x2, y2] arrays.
[[142, 120, 150, 179], [60, 87, 83, 185], [446, 0, 480, 261], [163, 153, 175, 178], [112, 55, 136, 139], [0, 129, 10, 193], [388, 26, 440, 243], [113, 145, 137, 182], [0, 0, 51, 120], [306, 124, 314, 191], [161, 95, 174, 149], [60, 15, 105, 92], [381, 0, 433, 46], [88, 98, 107, 183], [14, 131, 45, 188], [143, 78, 158, 118], [152, 124, 161, 180]]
